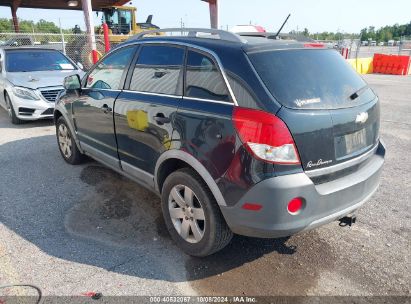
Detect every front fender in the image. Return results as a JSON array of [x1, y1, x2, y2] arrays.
[[54, 94, 84, 154]]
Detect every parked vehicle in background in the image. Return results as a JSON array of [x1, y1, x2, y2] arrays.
[[387, 40, 394, 46], [55, 29, 385, 256], [370, 41, 377, 46], [0, 36, 34, 47], [230, 25, 267, 33], [361, 40, 369, 46], [378, 42, 384, 46], [0, 47, 83, 124]]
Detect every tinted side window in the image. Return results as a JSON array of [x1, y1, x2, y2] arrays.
[[185, 50, 230, 102], [129, 45, 185, 95], [86, 46, 135, 89]]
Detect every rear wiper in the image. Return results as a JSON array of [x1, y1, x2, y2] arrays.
[[349, 85, 368, 100]]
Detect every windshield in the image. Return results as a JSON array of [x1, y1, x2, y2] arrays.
[[248, 49, 375, 109], [6, 50, 75, 72], [103, 9, 132, 34]]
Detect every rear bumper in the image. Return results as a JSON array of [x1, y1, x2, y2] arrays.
[[220, 140, 385, 238]]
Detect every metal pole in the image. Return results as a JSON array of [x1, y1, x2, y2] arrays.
[[209, 0, 218, 29], [10, 1, 20, 33], [59, 18, 66, 54], [82, 0, 98, 64], [201, 0, 219, 29], [102, 23, 110, 53]]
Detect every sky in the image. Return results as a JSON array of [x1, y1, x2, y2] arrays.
[[0, 0, 410, 34]]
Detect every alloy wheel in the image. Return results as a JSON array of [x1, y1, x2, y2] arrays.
[[58, 124, 73, 159], [168, 184, 206, 243]]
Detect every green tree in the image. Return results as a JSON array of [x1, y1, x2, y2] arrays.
[[35, 19, 60, 33], [0, 18, 13, 32]]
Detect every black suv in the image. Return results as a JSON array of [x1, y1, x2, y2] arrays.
[[55, 29, 385, 256]]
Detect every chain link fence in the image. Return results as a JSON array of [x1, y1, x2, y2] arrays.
[[317, 36, 411, 58], [0, 32, 130, 70], [352, 37, 411, 58]]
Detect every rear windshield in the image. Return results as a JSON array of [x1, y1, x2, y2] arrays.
[[248, 49, 375, 109], [6, 50, 75, 72]]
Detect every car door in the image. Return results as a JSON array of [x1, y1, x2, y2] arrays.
[[72, 45, 137, 168], [173, 48, 237, 182], [114, 44, 185, 184]]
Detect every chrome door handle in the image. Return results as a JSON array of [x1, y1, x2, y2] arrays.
[[153, 114, 171, 125], [101, 104, 112, 114]]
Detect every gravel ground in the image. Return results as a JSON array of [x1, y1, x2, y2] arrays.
[[0, 74, 409, 299]]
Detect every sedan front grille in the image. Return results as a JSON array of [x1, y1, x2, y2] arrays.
[[40, 89, 63, 103]]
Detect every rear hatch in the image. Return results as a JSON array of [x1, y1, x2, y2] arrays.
[[247, 48, 380, 174]]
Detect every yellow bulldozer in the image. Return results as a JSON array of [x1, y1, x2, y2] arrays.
[[99, 6, 160, 43], [68, 5, 160, 69]]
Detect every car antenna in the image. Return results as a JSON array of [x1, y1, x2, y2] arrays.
[[273, 14, 291, 39]]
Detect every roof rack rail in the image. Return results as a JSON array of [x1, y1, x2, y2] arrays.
[[131, 28, 246, 43]]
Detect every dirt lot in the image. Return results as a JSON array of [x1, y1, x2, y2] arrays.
[[0, 74, 410, 299]]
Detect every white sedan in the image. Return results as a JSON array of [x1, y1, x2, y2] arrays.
[[0, 47, 84, 124]]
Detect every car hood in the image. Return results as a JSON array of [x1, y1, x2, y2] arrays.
[[7, 70, 84, 89]]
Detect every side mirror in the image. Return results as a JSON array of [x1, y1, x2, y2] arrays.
[[64, 74, 81, 91]]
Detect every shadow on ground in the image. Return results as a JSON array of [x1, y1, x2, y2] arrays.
[[0, 134, 336, 295], [0, 115, 54, 129]]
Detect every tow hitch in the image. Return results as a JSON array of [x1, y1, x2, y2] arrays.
[[339, 215, 357, 227]]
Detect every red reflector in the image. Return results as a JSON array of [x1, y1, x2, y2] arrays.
[[242, 203, 263, 211], [304, 43, 325, 48], [287, 197, 303, 214]]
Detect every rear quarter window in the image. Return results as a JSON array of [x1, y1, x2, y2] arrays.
[[185, 50, 231, 102], [248, 49, 375, 109]]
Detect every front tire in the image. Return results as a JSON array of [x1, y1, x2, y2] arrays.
[[56, 116, 85, 165], [161, 168, 233, 257], [5, 93, 23, 125]]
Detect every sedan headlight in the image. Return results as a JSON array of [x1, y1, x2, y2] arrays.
[[12, 87, 40, 100]]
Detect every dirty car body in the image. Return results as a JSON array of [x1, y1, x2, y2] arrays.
[[54, 29, 385, 256]]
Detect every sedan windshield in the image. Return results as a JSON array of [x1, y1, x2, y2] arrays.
[[6, 50, 75, 72]]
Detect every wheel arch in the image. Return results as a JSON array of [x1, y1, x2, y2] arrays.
[[53, 109, 63, 124], [155, 150, 227, 207], [54, 107, 84, 154]]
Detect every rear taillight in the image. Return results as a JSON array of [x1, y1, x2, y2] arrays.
[[233, 107, 300, 164]]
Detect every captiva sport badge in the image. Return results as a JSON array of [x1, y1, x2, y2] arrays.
[[307, 159, 333, 168]]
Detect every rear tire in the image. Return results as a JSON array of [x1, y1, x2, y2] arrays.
[[5, 93, 23, 125], [161, 168, 233, 257], [56, 116, 85, 165]]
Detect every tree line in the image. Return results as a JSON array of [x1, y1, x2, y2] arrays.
[[300, 21, 411, 42], [359, 22, 411, 42], [0, 18, 77, 33]]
